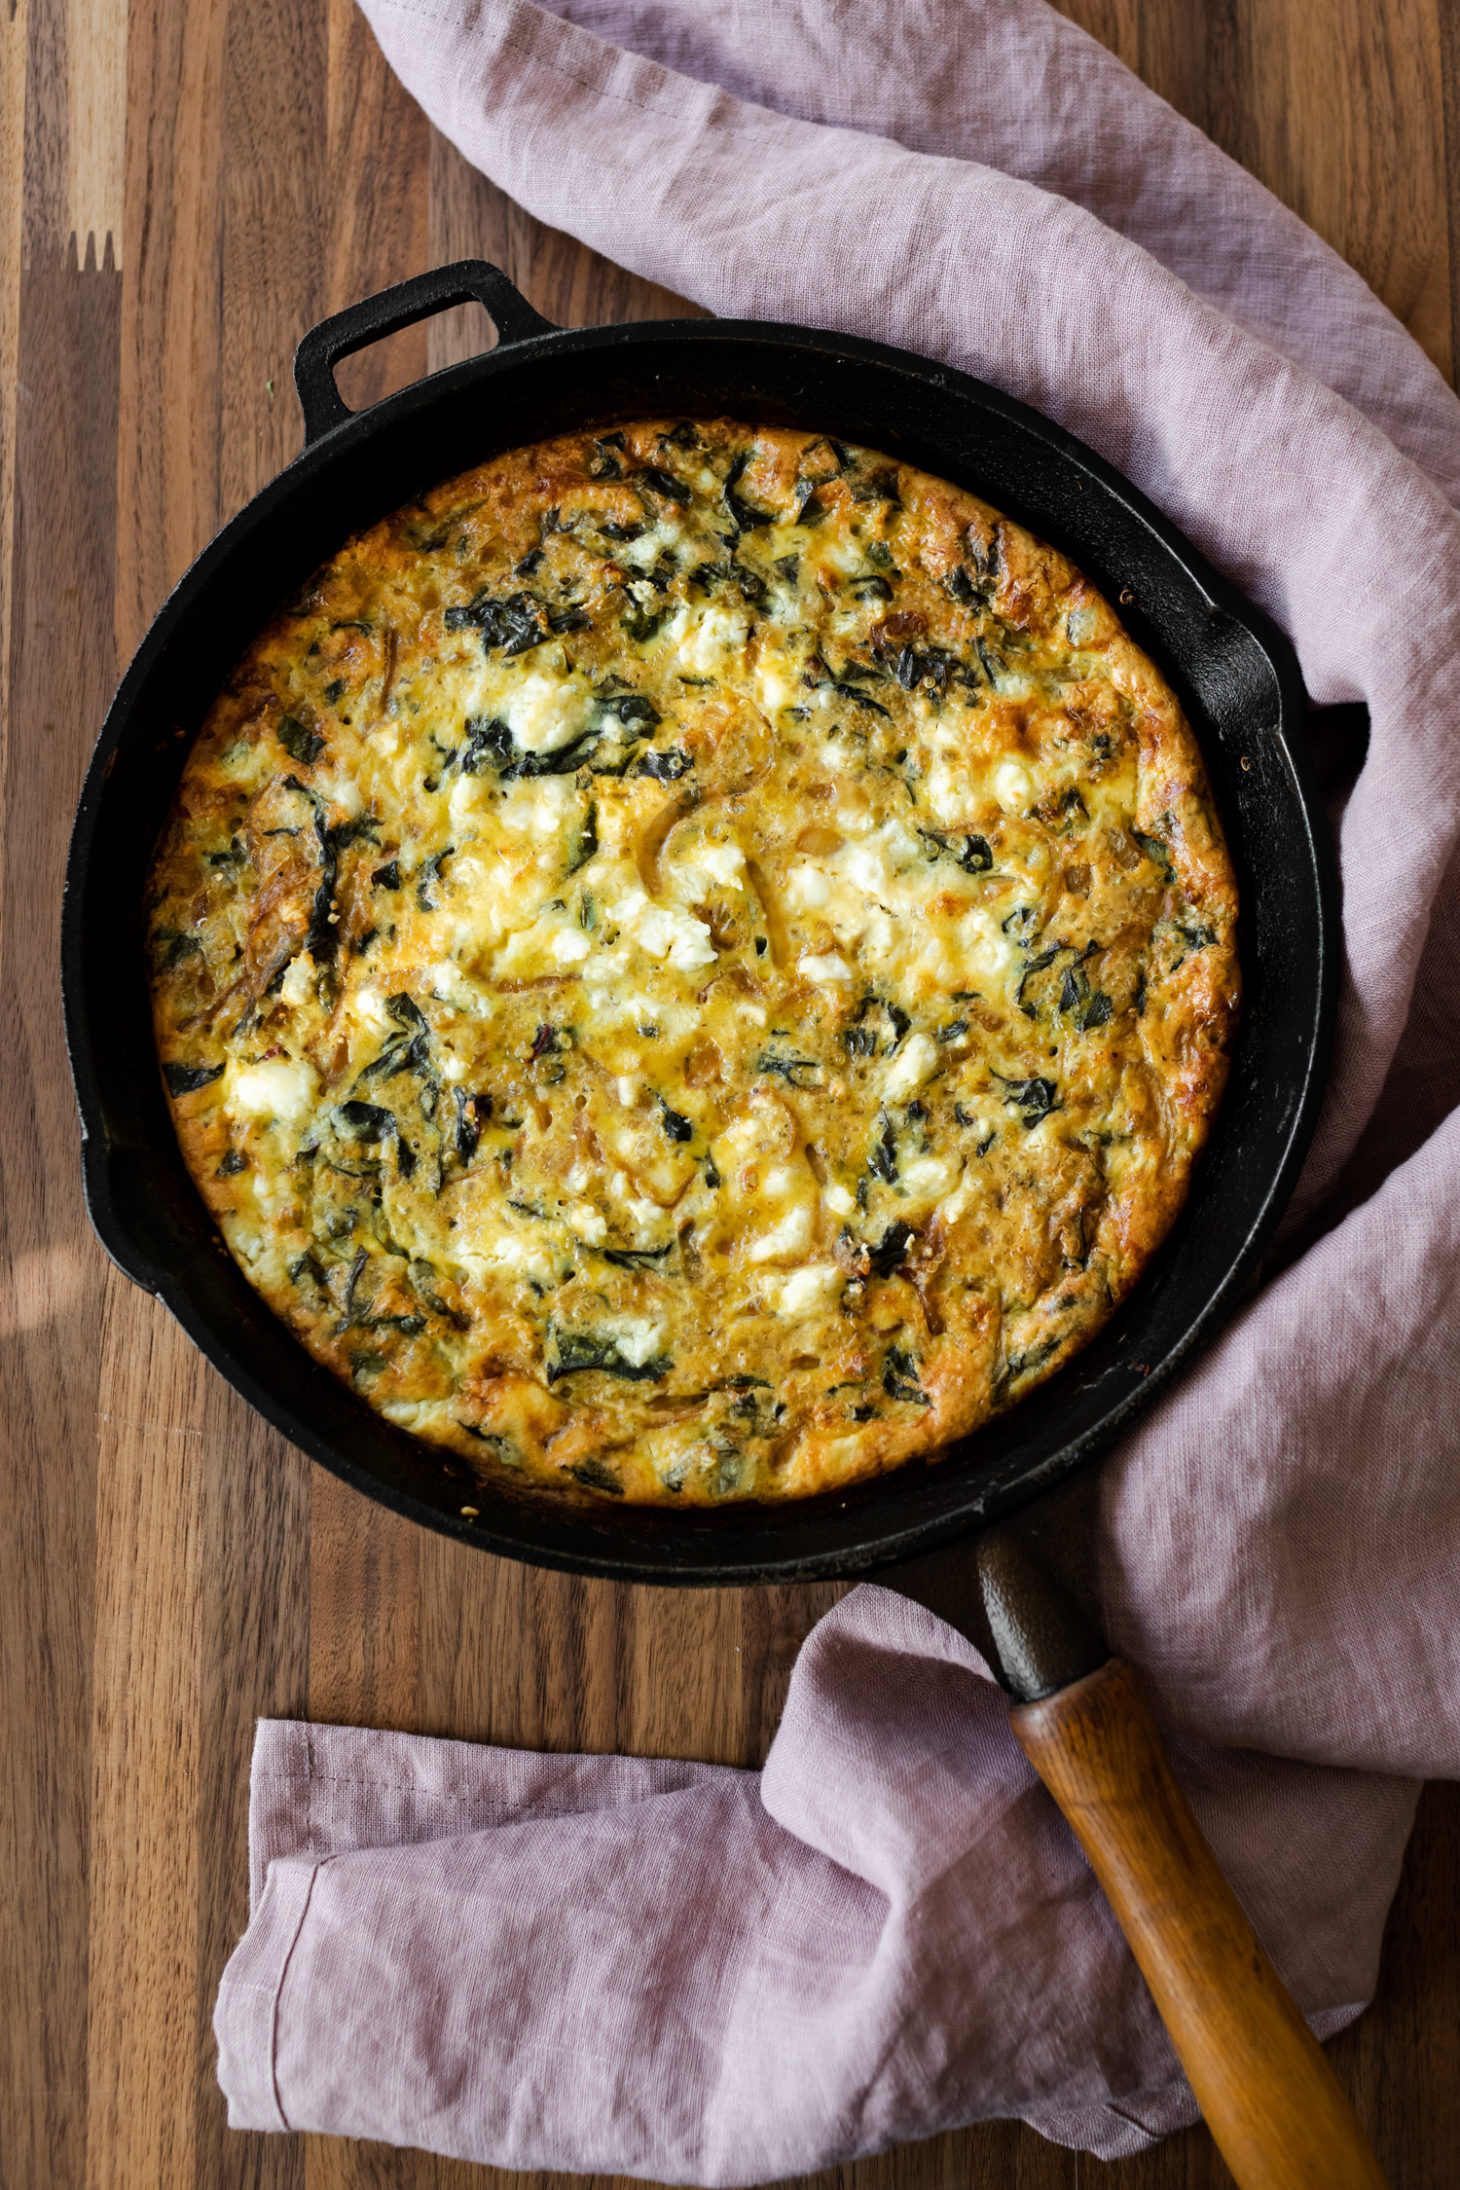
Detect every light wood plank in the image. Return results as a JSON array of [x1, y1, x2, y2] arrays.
[[88, 1306, 208, 2190]]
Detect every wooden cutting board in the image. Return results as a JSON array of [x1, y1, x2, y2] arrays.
[[2, 0, 1457, 2183]]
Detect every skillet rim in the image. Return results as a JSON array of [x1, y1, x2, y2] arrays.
[[62, 286, 1338, 1586]]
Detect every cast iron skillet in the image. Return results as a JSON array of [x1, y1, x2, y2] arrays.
[[63, 264, 1384, 2187]]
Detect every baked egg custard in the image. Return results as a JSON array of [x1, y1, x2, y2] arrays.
[[148, 421, 1239, 1505]]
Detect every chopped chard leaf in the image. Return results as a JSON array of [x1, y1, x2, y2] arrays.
[[621, 598, 666, 642], [454, 1089, 487, 1162], [602, 692, 660, 729], [850, 463, 900, 505], [757, 1050, 821, 1088], [570, 1458, 625, 1495], [919, 827, 993, 875], [445, 589, 547, 656], [975, 638, 1005, 687], [658, 1100, 693, 1143], [994, 1074, 1059, 1126], [723, 450, 774, 533], [566, 802, 598, 874], [278, 715, 325, 764], [415, 851, 450, 910], [1133, 829, 1174, 874], [636, 464, 690, 505], [388, 993, 428, 1032], [154, 930, 203, 970], [868, 1221, 916, 1277], [635, 747, 693, 781], [883, 1345, 930, 1405], [547, 603, 593, 635], [547, 1328, 672, 1384], [1004, 1337, 1059, 1383], [336, 1099, 397, 1139], [164, 1060, 223, 1096], [601, 1243, 673, 1270], [460, 716, 514, 776], [868, 1110, 900, 1184], [1017, 945, 1062, 1016]]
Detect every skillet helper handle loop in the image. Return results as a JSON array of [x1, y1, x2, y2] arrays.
[[1011, 1659, 1388, 2190], [293, 260, 557, 446]]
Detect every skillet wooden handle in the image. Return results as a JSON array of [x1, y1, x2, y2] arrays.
[[1010, 1658, 1388, 2190]]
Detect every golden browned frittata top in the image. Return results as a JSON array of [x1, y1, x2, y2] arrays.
[[148, 420, 1238, 1507]]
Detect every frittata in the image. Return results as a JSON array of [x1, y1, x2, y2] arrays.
[[148, 420, 1239, 1506]]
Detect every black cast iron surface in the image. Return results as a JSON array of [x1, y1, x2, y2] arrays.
[[62, 261, 1338, 1587]]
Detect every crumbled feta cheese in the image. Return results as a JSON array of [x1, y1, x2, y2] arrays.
[[503, 668, 591, 754], [278, 955, 315, 1009], [754, 657, 798, 715], [605, 887, 717, 973], [427, 961, 482, 1013], [993, 759, 1032, 810], [774, 1264, 842, 1317], [747, 1204, 814, 1263], [883, 1031, 939, 1100], [670, 604, 749, 675], [901, 1155, 956, 1200], [787, 862, 831, 910], [312, 771, 363, 818], [823, 1182, 857, 1218], [606, 1315, 665, 1367], [800, 952, 851, 984], [694, 840, 746, 890], [230, 1058, 318, 1125]]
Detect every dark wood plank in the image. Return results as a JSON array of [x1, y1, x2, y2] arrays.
[[187, 2, 326, 2183], [0, 216, 118, 2190], [1, 2, 120, 2183], [1055, 0, 1452, 380]]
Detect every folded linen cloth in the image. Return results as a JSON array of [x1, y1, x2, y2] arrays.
[[214, 0, 1460, 2175]]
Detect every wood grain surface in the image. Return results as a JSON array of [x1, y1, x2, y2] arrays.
[[2, 2, 1457, 2186]]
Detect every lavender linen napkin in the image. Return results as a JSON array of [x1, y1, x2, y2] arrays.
[[214, 0, 1460, 2174]]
